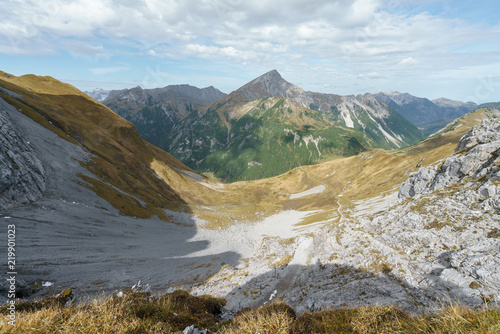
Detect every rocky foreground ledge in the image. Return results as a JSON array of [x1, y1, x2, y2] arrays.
[[193, 119, 500, 314]]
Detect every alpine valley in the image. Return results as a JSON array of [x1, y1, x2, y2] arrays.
[[1, 70, 499, 325], [102, 70, 425, 182]]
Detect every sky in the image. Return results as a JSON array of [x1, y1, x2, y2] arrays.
[[1, 0, 499, 103]]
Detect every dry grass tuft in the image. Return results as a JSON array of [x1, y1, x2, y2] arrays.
[[217, 302, 296, 334], [0, 290, 225, 334]]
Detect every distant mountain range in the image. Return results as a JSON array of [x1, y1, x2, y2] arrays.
[[84, 88, 110, 102], [373, 91, 477, 136], [90, 70, 487, 182], [100, 85, 226, 146], [101, 70, 425, 181]]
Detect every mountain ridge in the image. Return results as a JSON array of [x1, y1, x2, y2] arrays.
[[374, 90, 478, 136], [151, 70, 424, 181]]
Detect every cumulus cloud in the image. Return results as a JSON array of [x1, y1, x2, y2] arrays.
[[1, 0, 499, 98]]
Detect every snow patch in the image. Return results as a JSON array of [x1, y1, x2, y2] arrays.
[[176, 169, 225, 190], [339, 103, 354, 128], [290, 185, 326, 199], [248, 161, 262, 167]]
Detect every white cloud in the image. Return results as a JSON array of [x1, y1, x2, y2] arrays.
[[358, 72, 383, 79], [1, 0, 499, 100], [398, 57, 419, 66]]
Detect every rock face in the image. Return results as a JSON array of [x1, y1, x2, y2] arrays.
[[0, 98, 45, 209], [103, 84, 227, 149], [399, 118, 500, 201], [104, 84, 226, 107]]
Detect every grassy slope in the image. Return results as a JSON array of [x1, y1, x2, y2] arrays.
[[0, 71, 220, 220], [203, 98, 369, 182], [1, 291, 498, 333]]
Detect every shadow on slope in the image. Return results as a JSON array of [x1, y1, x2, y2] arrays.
[[220, 261, 493, 315], [0, 72, 241, 301]]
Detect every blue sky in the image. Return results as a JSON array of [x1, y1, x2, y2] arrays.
[[1, 0, 499, 103]]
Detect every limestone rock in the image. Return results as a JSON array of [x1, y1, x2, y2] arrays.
[[456, 118, 500, 151], [0, 100, 45, 209], [399, 119, 500, 199]]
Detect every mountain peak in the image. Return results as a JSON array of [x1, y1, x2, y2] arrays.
[[258, 69, 282, 79], [248, 69, 286, 86], [85, 88, 110, 102], [236, 70, 302, 100]]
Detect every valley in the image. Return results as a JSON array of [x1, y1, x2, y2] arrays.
[[1, 70, 499, 321]]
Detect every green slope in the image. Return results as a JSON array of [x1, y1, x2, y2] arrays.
[[167, 97, 374, 182]]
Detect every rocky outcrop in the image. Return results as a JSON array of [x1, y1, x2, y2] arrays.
[[456, 118, 500, 151], [399, 118, 500, 201], [0, 98, 45, 209]]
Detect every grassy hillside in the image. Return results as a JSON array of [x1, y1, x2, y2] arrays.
[[200, 98, 371, 182], [0, 71, 219, 220]]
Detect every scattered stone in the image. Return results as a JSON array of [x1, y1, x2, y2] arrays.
[[131, 280, 151, 293], [183, 325, 209, 334]]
